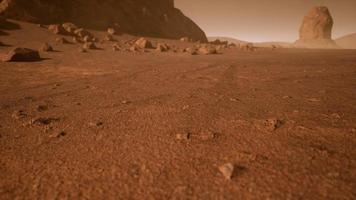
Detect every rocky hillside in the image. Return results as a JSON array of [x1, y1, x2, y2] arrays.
[[0, 0, 207, 42]]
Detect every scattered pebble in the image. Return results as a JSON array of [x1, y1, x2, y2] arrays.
[[37, 105, 48, 112], [12, 110, 27, 119], [257, 118, 283, 131], [30, 117, 59, 126], [219, 163, 235, 180], [89, 122, 104, 127], [199, 131, 216, 141], [176, 133, 190, 140], [121, 100, 131, 104], [40, 42, 54, 52], [83, 42, 97, 50], [49, 130, 66, 138], [229, 98, 239, 102]]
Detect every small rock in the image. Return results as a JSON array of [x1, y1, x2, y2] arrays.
[[176, 133, 190, 140], [83, 42, 97, 50], [83, 35, 93, 43], [229, 98, 239, 102], [180, 37, 190, 42], [107, 27, 116, 35], [1, 47, 41, 62], [121, 100, 131, 104], [74, 28, 92, 38], [49, 130, 66, 138], [37, 105, 48, 112], [62, 22, 77, 34], [48, 24, 66, 35], [261, 118, 283, 131], [184, 47, 197, 55], [199, 131, 216, 141], [219, 163, 235, 180], [89, 122, 104, 127], [79, 47, 88, 53], [72, 37, 83, 44], [56, 37, 70, 44], [112, 44, 121, 51], [30, 117, 59, 126], [40, 43, 53, 52], [135, 37, 153, 49], [12, 110, 27, 119], [130, 45, 139, 52], [156, 43, 169, 52], [239, 43, 255, 51]]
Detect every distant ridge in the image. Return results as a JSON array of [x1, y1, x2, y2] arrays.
[[208, 37, 248, 44], [335, 33, 356, 49]]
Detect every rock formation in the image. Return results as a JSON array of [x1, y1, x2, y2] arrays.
[[1, 47, 40, 62], [0, 0, 207, 42], [295, 6, 338, 49]]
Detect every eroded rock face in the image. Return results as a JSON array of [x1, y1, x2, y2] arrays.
[[295, 6, 338, 49], [0, 0, 207, 42]]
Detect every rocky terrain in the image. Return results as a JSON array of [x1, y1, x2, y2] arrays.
[[0, 20, 355, 199], [0, 0, 207, 42], [295, 6, 338, 49]]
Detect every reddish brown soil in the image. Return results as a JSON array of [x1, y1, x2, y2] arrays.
[[1, 21, 356, 199]]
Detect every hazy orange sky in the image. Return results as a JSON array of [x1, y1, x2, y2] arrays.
[[175, 0, 356, 42]]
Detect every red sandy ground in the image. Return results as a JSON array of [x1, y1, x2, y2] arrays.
[[0, 21, 355, 199]]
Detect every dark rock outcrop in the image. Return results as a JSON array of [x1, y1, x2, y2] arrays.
[[0, 0, 207, 42], [295, 6, 338, 49], [1, 47, 40, 62]]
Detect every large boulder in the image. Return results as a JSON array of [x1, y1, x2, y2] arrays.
[[295, 6, 338, 49], [0, 0, 207, 42], [1, 47, 41, 62]]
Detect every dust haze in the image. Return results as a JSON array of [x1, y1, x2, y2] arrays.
[[176, 0, 356, 42]]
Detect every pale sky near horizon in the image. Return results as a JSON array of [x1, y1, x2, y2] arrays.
[[175, 0, 356, 42]]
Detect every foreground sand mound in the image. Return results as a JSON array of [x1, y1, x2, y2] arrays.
[[0, 0, 207, 42], [295, 6, 338, 49]]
